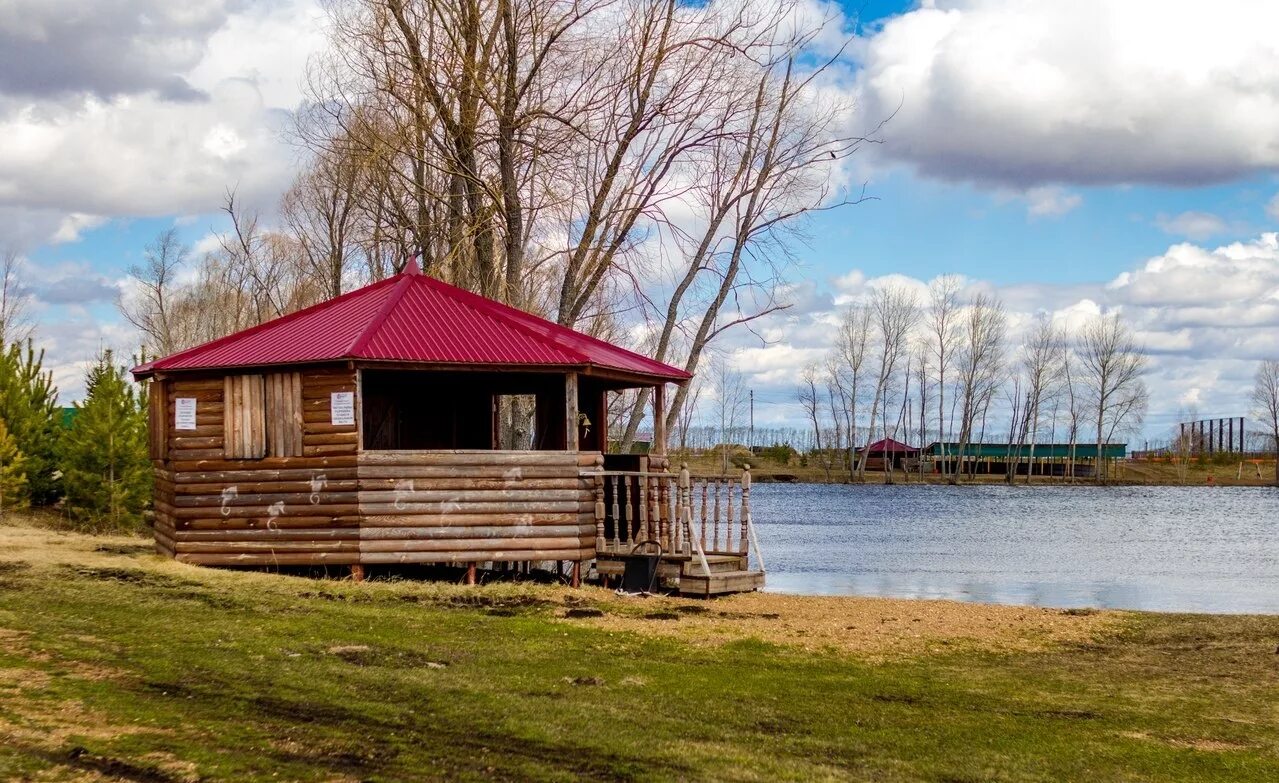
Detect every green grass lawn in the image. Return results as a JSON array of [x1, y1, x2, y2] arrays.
[[0, 518, 1277, 782]]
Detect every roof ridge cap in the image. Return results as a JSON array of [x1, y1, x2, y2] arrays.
[[414, 275, 592, 364], [348, 273, 415, 356], [141, 275, 402, 373]]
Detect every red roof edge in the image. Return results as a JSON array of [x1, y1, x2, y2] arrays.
[[130, 274, 403, 378]]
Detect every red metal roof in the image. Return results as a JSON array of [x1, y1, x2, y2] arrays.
[[860, 438, 918, 454], [132, 263, 690, 382]]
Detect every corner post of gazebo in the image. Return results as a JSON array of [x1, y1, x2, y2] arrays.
[[565, 372, 579, 451], [652, 382, 666, 458]]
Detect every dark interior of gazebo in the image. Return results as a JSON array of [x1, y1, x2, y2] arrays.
[[359, 368, 624, 452]]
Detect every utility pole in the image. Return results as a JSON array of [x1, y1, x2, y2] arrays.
[[749, 389, 754, 452]]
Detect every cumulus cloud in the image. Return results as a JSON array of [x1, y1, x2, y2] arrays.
[[1024, 186, 1082, 218], [855, 0, 1279, 187], [1155, 211, 1229, 240], [0, 0, 324, 245], [0, 1, 235, 101], [1266, 194, 1279, 223]]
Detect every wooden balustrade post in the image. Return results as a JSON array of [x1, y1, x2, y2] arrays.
[[610, 475, 621, 549], [726, 479, 736, 554], [700, 479, 708, 551], [740, 464, 751, 554], [679, 463, 692, 555], [465, 562, 477, 586], [593, 455, 606, 553], [652, 474, 664, 551], [637, 476, 648, 545], [624, 477, 635, 548], [712, 480, 721, 551]]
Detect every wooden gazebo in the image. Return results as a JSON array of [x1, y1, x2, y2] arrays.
[[132, 260, 763, 594]]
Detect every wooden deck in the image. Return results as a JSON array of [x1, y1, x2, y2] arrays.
[[588, 464, 765, 596]]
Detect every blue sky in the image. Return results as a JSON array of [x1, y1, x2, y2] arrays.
[[4, 0, 1279, 444]]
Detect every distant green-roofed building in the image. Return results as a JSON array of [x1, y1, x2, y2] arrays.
[[921, 442, 1127, 459]]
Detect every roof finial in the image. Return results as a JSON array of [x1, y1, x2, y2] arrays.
[[404, 251, 422, 275]]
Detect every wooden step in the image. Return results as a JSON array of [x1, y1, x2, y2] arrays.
[[681, 554, 746, 575], [677, 569, 764, 597]]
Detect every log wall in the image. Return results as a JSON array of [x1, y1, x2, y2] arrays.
[[152, 366, 600, 567], [354, 450, 597, 564], [154, 366, 362, 565]]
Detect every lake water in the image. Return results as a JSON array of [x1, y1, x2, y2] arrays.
[[749, 483, 1279, 614]]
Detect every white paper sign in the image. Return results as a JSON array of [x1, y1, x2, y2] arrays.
[[330, 391, 355, 426], [174, 397, 197, 430]]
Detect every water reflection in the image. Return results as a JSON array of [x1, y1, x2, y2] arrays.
[[751, 484, 1279, 613]]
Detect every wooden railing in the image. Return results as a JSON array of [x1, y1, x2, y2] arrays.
[[585, 461, 759, 575]]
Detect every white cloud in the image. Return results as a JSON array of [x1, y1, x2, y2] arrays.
[[50, 213, 107, 244], [1155, 211, 1229, 240], [856, 0, 1279, 187], [0, 0, 326, 244], [1024, 186, 1082, 218]]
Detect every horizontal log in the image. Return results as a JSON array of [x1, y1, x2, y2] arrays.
[[170, 448, 225, 461], [359, 523, 595, 541], [357, 489, 592, 504], [303, 432, 359, 446], [175, 528, 360, 542], [173, 491, 360, 508], [175, 540, 361, 554], [360, 513, 587, 527], [169, 436, 224, 450], [183, 516, 361, 530], [358, 536, 589, 553], [356, 477, 586, 491], [169, 379, 225, 392], [166, 390, 223, 402], [356, 466, 584, 480], [358, 548, 593, 565], [175, 480, 360, 495], [173, 504, 359, 519], [154, 528, 176, 552], [155, 540, 176, 559], [304, 444, 357, 457], [170, 456, 359, 472], [302, 388, 355, 401], [176, 553, 360, 566], [357, 501, 590, 515], [167, 425, 223, 438], [175, 467, 360, 484], [358, 451, 580, 467], [302, 421, 359, 434], [300, 369, 354, 382]]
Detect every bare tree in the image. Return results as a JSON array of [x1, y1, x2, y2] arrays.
[[913, 340, 931, 480], [950, 293, 1006, 485], [833, 303, 872, 480], [709, 357, 747, 474], [1251, 358, 1279, 486], [0, 250, 33, 347], [927, 275, 962, 479], [797, 363, 827, 481], [672, 378, 703, 456], [1017, 314, 1065, 483], [857, 284, 919, 480], [120, 229, 189, 357], [1077, 312, 1148, 483]]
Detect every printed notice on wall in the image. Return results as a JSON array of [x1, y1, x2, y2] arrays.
[[174, 397, 197, 430], [330, 391, 355, 426]]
